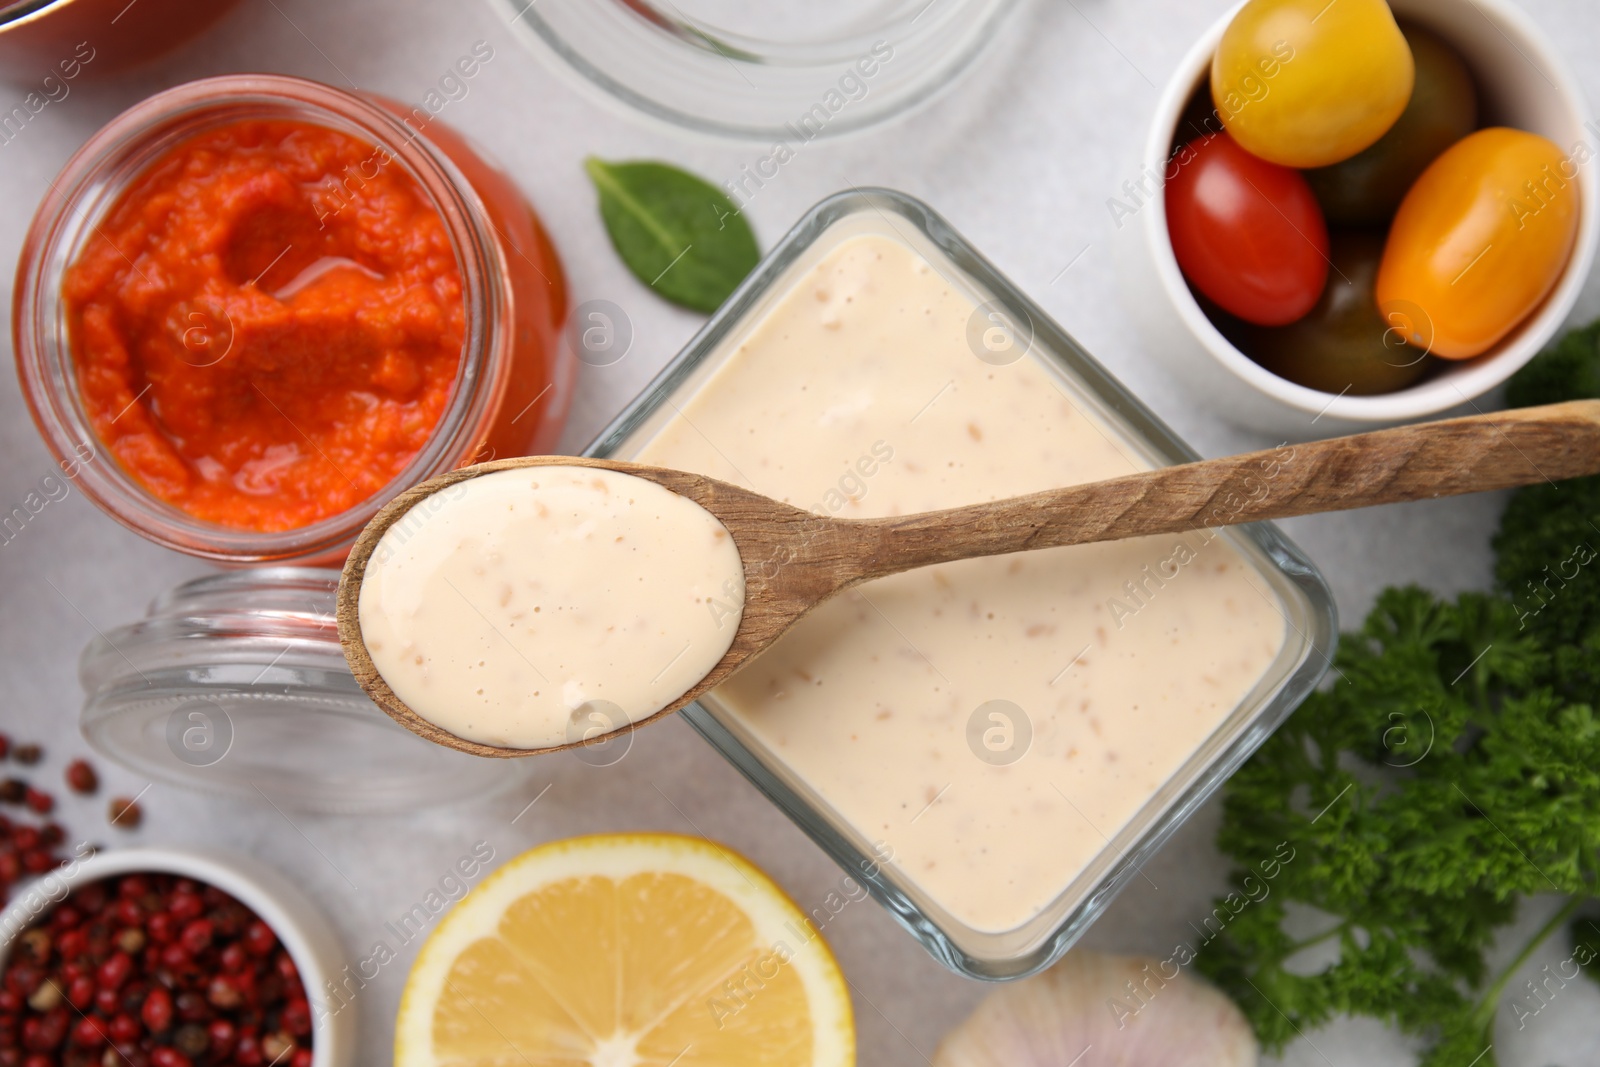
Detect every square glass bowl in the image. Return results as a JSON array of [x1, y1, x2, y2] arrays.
[[587, 189, 1337, 980]]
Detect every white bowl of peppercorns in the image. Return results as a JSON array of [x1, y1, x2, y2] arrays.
[[0, 847, 352, 1067]]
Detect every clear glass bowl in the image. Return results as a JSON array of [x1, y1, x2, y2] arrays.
[[586, 188, 1338, 979], [79, 568, 526, 813], [488, 0, 1021, 139]]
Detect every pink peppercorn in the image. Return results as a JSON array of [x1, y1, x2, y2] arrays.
[[141, 986, 173, 1033], [177, 920, 212, 956], [64, 760, 98, 795]]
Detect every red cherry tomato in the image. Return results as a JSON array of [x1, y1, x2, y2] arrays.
[[1165, 132, 1330, 326]]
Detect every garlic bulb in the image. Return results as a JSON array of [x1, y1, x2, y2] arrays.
[[934, 950, 1257, 1067]]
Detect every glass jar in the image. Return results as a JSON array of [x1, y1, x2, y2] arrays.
[[79, 568, 525, 813], [586, 189, 1338, 979], [13, 74, 572, 565], [0, 0, 241, 83], [490, 0, 1021, 139]]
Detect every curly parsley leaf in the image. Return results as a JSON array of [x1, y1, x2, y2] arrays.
[[1496, 320, 1600, 703], [1202, 323, 1600, 1064], [1201, 588, 1596, 1063], [1572, 916, 1600, 989], [1505, 318, 1600, 408]]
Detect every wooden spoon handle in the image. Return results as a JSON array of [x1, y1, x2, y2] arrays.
[[858, 399, 1600, 577]]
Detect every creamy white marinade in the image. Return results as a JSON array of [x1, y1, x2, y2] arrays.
[[358, 466, 745, 749], [633, 231, 1288, 935]]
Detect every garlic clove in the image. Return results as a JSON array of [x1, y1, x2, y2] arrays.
[[934, 949, 1257, 1067]]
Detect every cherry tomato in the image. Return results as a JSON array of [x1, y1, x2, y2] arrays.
[[1227, 231, 1433, 394], [1213, 0, 1414, 168], [1377, 127, 1580, 360], [1165, 132, 1330, 326], [1306, 24, 1477, 225]]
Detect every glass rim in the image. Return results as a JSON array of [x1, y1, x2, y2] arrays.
[[0, 0, 58, 26], [564, 0, 998, 63], [11, 73, 508, 564], [585, 187, 1340, 980], [490, 0, 1022, 140]]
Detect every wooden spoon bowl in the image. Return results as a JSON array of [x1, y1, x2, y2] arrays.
[[339, 454, 865, 758]]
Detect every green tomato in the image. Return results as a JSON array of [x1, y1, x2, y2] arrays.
[[1305, 24, 1477, 226], [1227, 230, 1434, 395]]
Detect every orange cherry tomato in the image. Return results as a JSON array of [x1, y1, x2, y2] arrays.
[[1376, 128, 1580, 360]]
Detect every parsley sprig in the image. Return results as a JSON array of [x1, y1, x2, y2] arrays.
[[1199, 321, 1600, 1066]]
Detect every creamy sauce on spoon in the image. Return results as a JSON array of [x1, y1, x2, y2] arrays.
[[357, 466, 745, 750]]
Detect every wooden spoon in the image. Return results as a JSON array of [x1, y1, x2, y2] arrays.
[[338, 399, 1600, 758]]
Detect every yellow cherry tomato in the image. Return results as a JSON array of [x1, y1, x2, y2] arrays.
[[1212, 0, 1414, 168], [1376, 128, 1580, 361]]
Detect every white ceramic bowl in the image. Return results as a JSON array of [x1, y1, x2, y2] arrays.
[[1115, 0, 1600, 438], [0, 847, 353, 1067]]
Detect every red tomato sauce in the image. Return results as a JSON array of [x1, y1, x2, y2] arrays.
[[63, 119, 465, 531]]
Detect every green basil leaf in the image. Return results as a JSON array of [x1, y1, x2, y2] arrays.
[[584, 157, 759, 314]]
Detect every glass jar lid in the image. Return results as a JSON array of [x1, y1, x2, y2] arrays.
[[80, 568, 525, 813], [491, 0, 1022, 139]]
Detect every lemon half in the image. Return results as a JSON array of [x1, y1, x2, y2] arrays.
[[396, 833, 856, 1067]]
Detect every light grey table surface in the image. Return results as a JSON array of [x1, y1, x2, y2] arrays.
[[2, 1, 1599, 1064]]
